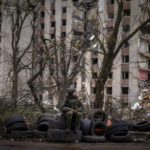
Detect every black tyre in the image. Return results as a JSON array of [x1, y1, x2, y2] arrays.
[[37, 121, 49, 131], [5, 115, 25, 128], [38, 113, 52, 120], [7, 122, 27, 133], [37, 116, 53, 124], [88, 109, 108, 123], [82, 135, 106, 143], [47, 129, 82, 142], [81, 118, 92, 136], [110, 131, 132, 143], [33, 130, 47, 138], [48, 117, 67, 130], [10, 130, 34, 138], [90, 121, 106, 136], [114, 119, 134, 131], [105, 123, 128, 138], [134, 120, 150, 131]]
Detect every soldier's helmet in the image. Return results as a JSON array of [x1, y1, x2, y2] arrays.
[[67, 87, 76, 95]]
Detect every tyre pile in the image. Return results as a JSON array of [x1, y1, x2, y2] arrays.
[[5, 115, 27, 134], [3, 110, 150, 143]]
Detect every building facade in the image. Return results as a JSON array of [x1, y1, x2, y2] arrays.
[[0, 0, 149, 107]]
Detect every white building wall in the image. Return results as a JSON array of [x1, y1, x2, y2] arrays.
[[0, 6, 33, 98], [128, 0, 140, 105]]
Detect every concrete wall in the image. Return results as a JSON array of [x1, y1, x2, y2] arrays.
[[128, 0, 140, 105]]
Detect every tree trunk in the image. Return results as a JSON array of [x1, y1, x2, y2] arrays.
[[57, 79, 68, 109], [12, 59, 18, 109], [94, 53, 114, 109]]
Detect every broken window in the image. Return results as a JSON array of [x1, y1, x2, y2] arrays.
[[51, 9, 55, 15], [73, 55, 78, 62], [41, 11, 45, 17], [51, 34, 55, 39], [109, 72, 113, 79], [149, 59, 150, 69], [148, 73, 150, 81], [61, 32, 66, 38], [123, 9, 130, 16], [123, 41, 129, 48], [108, 13, 114, 19], [92, 58, 98, 65], [50, 70, 54, 76], [123, 25, 130, 33], [73, 0, 79, 2], [122, 56, 129, 63], [51, 21, 55, 27], [122, 72, 129, 79], [41, 0, 45, 5], [92, 72, 98, 79], [41, 23, 44, 29], [106, 87, 112, 94], [92, 87, 96, 94], [108, 0, 114, 5], [62, 19, 66, 26], [62, 7, 67, 13], [122, 87, 129, 94]]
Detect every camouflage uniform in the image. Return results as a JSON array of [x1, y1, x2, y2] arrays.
[[62, 88, 83, 131]]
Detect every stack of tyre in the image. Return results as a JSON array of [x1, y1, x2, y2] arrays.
[[47, 115, 83, 142], [105, 122, 132, 143], [81, 109, 134, 143], [81, 109, 107, 142], [133, 120, 150, 132], [36, 113, 53, 131], [5, 115, 27, 134]]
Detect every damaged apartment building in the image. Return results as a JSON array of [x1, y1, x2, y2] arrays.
[[0, 0, 150, 107], [40, 0, 150, 107]]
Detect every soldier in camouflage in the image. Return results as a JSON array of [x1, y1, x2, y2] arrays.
[[62, 87, 83, 132]]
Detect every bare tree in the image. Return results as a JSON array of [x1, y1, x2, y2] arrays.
[[29, 32, 88, 109], [90, 0, 150, 108], [1, 0, 40, 108]]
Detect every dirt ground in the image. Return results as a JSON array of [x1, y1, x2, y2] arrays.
[[0, 140, 150, 150]]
